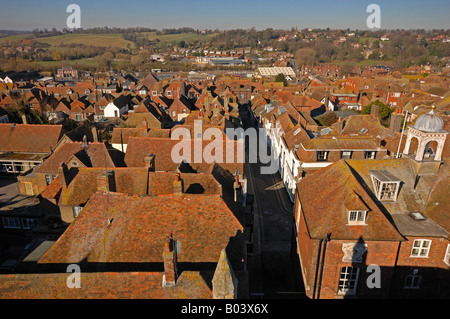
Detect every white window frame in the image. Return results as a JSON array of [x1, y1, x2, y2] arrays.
[[3, 217, 22, 229], [410, 239, 431, 258], [371, 177, 400, 201], [364, 151, 376, 159], [444, 244, 450, 266], [73, 206, 83, 218], [348, 211, 367, 225], [45, 174, 52, 185], [338, 266, 359, 295], [22, 218, 38, 229], [341, 150, 352, 159], [316, 151, 329, 162]]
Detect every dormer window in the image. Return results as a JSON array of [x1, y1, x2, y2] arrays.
[[316, 151, 329, 162], [364, 151, 376, 159], [348, 211, 367, 225], [341, 151, 352, 159], [369, 170, 401, 201]]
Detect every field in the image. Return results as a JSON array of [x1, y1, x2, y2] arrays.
[[0, 31, 217, 49], [36, 33, 135, 49], [140, 32, 218, 46]]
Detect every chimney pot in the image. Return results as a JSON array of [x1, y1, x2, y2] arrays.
[[173, 173, 183, 195]]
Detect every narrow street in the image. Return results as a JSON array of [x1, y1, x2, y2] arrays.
[[240, 105, 305, 299]]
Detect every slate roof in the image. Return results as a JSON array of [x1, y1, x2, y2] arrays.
[[39, 192, 243, 264]]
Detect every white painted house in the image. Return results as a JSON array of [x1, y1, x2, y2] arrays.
[[104, 95, 132, 118]]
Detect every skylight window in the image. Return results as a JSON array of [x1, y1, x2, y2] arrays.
[[409, 212, 426, 221]]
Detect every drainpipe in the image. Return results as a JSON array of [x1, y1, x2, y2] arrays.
[[312, 238, 323, 299], [316, 233, 331, 299]]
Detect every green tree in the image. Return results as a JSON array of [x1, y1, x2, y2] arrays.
[[317, 111, 338, 126], [275, 73, 287, 86], [363, 100, 395, 119]]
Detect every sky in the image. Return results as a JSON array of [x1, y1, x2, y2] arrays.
[[0, 0, 449, 31]]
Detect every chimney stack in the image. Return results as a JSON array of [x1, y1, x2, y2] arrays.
[[144, 154, 156, 172], [97, 171, 114, 193], [389, 111, 403, 135], [335, 116, 344, 135], [234, 175, 242, 203], [173, 173, 183, 195], [58, 162, 69, 188], [92, 127, 98, 143], [143, 118, 148, 132], [162, 233, 177, 287], [325, 88, 330, 110], [224, 96, 229, 111], [81, 135, 89, 150], [370, 104, 379, 119]]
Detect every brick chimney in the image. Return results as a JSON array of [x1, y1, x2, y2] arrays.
[[389, 110, 402, 135], [335, 116, 344, 135], [81, 135, 89, 150], [92, 127, 98, 143], [143, 118, 148, 132], [370, 103, 379, 118], [162, 233, 177, 287], [97, 171, 114, 192], [233, 175, 242, 203], [144, 154, 155, 172], [173, 173, 183, 195], [58, 162, 69, 188], [224, 96, 229, 111]]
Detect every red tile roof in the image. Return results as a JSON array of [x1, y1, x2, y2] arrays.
[[297, 159, 404, 241], [0, 271, 212, 299], [58, 167, 149, 206], [0, 124, 63, 154], [34, 142, 115, 174], [125, 137, 244, 175], [39, 192, 243, 264]]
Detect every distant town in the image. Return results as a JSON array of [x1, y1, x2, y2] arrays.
[[0, 26, 449, 300]]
